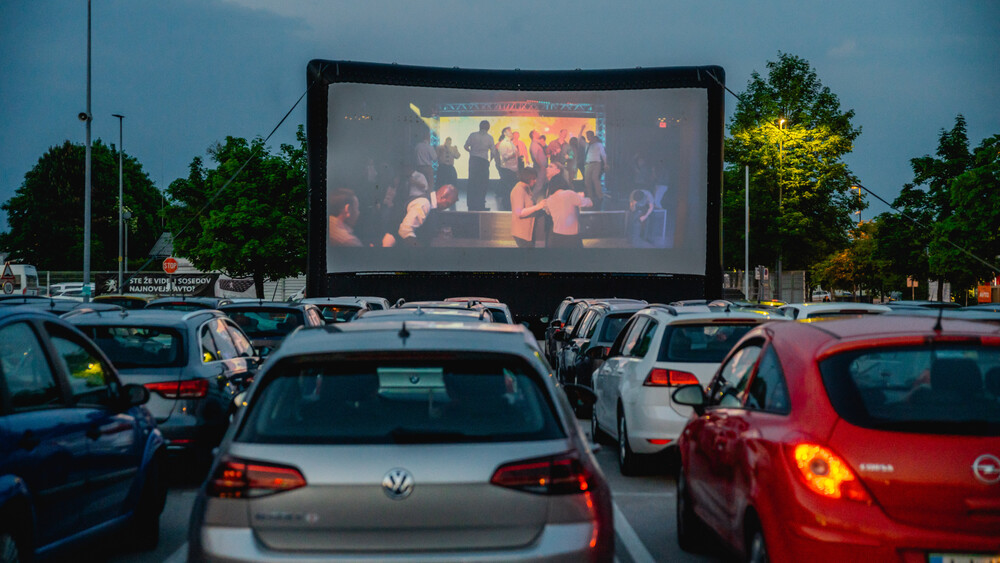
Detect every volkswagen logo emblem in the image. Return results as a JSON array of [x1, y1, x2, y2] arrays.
[[383, 468, 414, 500], [972, 454, 1000, 485]]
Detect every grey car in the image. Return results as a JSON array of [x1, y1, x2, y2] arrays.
[[189, 321, 613, 562], [65, 308, 259, 463]]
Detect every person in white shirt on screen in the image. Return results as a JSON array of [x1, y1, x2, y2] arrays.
[[397, 184, 458, 247], [579, 124, 607, 207], [495, 127, 519, 212], [543, 174, 592, 248], [414, 132, 437, 192], [464, 120, 497, 211]]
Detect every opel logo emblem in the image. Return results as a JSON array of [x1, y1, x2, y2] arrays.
[[972, 454, 1000, 485], [382, 468, 414, 500]]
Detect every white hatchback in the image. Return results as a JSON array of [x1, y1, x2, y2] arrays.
[[590, 304, 785, 475]]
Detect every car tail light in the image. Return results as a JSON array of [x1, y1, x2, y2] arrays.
[[644, 368, 700, 386], [207, 457, 306, 498], [789, 444, 872, 503], [144, 379, 209, 399], [491, 453, 591, 495]]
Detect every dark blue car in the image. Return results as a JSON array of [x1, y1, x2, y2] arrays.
[[0, 307, 166, 560]]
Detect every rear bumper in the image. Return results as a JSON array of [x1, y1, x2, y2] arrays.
[[623, 389, 688, 454], [192, 522, 607, 563]]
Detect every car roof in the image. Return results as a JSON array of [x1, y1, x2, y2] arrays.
[[780, 302, 891, 314], [354, 308, 491, 322], [268, 322, 540, 360], [146, 296, 232, 306], [884, 300, 962, 309], [767, 314, 1000, 349], [220, 302, 313, 312], [63, 307, 223, 328], [444, 296, 501, 303], [637, 303, 787, 323], [300, 296, 367, 306]]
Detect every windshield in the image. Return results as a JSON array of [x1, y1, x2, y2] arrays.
[[658, 323, 756, 363], [146, 302, 210, 312], [820, 344, 1000, 435], [597, 313, 633, 343], [226, 308, 304, 338], [238, 356, 565, 445], [318, 304, 361, 323], [83, 325, 184, 368]]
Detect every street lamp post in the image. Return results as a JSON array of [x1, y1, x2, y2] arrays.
[[123, 211, 132, 276], [113, 114, 124, 293], [82, 0, 92, 302], [776, 118, 786, 300]]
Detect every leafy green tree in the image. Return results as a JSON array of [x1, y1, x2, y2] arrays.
[[0, 140, 163, 270], [811, 221, 885, 300], [876, 116, 999, 300], [723, 52, 861, 275], [166, 127, 306, 298]]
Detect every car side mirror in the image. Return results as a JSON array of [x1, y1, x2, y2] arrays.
[[121, 383, 150, 408], [562, 383, 597, 408], [586, 346, 609, 361], [672, 384, 706, 415]]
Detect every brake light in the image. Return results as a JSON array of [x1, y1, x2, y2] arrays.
[[644, 368, 700, 386], [144, 379, 209, 399], [789, 444, 872, 503], [491, 453, 590, 495], [207, 457, 306, 498]]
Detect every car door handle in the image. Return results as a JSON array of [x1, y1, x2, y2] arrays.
[[86, 425, 102, 440], [18, 431, 40, 451]]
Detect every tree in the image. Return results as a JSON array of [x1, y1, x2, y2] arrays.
[[0, 140, 163, 270], [811, 221, 885, 300], [876, 117, 999, 300], [723, 53, 861, 276], [166, 127, 307, 298]]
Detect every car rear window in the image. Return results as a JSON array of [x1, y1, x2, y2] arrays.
[[658, 324, 756, 363], [84, 325, 185, 368], [226, 308, 304, 338], [146, 302, 208, 312], [820, 345, 1000, 436], [318, 305, 361, 323], [238, 355, 565, 444]]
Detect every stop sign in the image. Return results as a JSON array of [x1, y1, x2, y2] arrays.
[[162, 257, 178, 274]]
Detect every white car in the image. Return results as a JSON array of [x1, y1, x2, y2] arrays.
[[778, 302, 890, 320], [591, 304, 785, 475]]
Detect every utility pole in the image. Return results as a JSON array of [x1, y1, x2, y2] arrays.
[[82, 0, 92, 302], [114, 114, 124, 293]]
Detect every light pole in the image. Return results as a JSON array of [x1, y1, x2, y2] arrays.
[[123, 211, 133, 276], [82, 0, 92, 302], [113, 114, 124, 293], [776, 118, 786, 301]]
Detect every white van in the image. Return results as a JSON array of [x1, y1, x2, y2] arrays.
[[6, 264, 40, 295]]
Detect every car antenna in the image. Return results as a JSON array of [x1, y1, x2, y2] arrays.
[[399, 321, 410, 339], [933, 305, 944, 333]]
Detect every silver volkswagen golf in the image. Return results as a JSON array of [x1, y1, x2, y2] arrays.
[[188, 321, 613, 562]]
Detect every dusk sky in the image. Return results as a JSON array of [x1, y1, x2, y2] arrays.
[[2, 0, 998, 238]]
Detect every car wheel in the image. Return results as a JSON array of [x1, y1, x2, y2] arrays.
[[676, 469, 710, 552], [618, 413, 640, 476], [745, 520, 769, 563]]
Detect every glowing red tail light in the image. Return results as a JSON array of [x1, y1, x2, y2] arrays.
[[644, 368, 700, 387], [207, 457, 306, 498], [144, 379, 209, 399], [491, 453, 591, 495], [788, 444, 872, 503]]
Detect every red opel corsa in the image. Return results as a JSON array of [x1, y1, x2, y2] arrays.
[[673, 315, 1000, 562]]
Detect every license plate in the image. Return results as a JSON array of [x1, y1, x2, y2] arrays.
[[928, 554, 1000, 563]]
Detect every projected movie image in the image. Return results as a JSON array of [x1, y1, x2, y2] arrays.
[[326, 83, 708, 274]]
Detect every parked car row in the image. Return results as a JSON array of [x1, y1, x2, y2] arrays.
[[541, 294, 1000, 561]]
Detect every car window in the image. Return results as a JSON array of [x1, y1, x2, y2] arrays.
[[575, 309, 598, 338], [658, 323, 757, 363], [607, 316, 637, 357], [319, 305, 361, 323], [745, 345, 790, 414], [227, 308, 304, 338], [50, 332, 113, 407], [820, 344, 1000, 435], [306, 308, 324, 326], [707, 344, 763, 408], [84, 325, 184, 368], [597, 313, 632, 344], [224, 321, 255, 358], [630, 320, 658, 358], [203, 318, 239, 361], [619, 317, 649, 357], [238, 355, 565, 444], [0, 321, 62, 411]]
